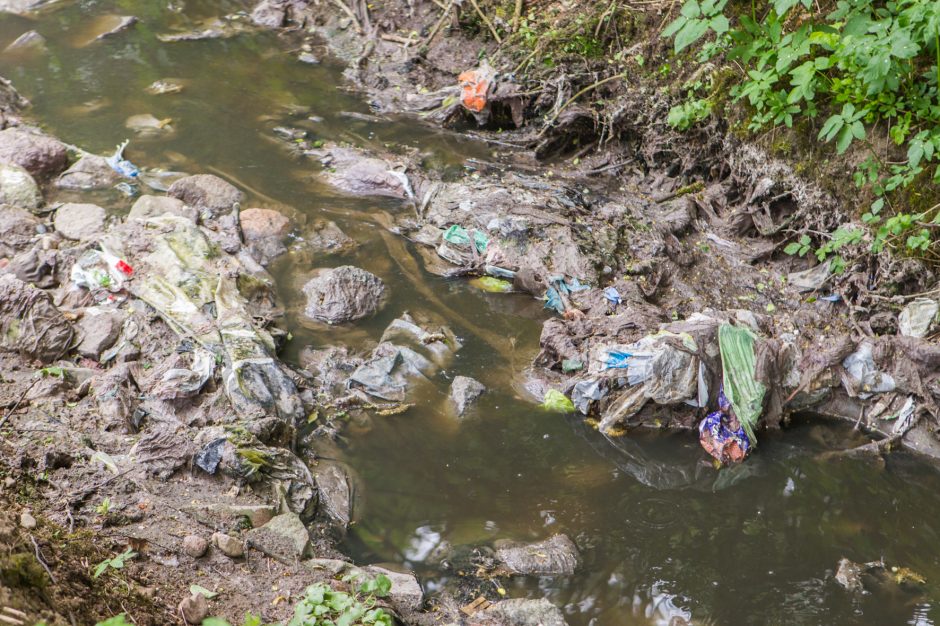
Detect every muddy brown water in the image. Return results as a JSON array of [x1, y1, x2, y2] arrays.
[[5, 2, 940, 624]]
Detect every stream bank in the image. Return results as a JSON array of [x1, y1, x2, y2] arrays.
[[1, 0, 940, 625]]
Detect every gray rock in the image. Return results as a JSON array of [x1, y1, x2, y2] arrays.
[[302, 266, 386, 324], [246, 512, 310, 561], [0, 127, 68, 178], [482, 599, 569, 626], [167, 174, 245, 216], [53, 202, 105, 240], [0, 206, 41, 257], [3, 30, 47, 54], [302, 558, 350, 577], [306, 219, 357, 255], [0, 0, 54, 15], [211, 532, 244, 558], [178, 593, 208, 625], [450, 375, 486, 416], [495, 534, 581, 576], [19, 510, 36, 529], [240, 207, 290, 265], [314, 461, 351, 531], [251, 0, 286, 28], [55, 154, 120, 190], [128, 195, 197, 222], [182, 535, 208, 558], [0, 274, 74, 363], [76, 307, 124, 359], [0, 162, 41, 209], [364, 566, 423, 613], [317, 147, 413, 200]]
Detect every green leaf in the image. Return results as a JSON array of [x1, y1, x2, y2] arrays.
[[200, 619, 232, 626], [674, 19, 710, 52], [784, 242, 802, 255], [680, 0, 701, 19], [374, 574, 392, 598], [191, 584, 219, 599], [662, 16, 687, 39], [709, 14, 729, 34], [836, 125, 855, 154], [773, 0, 799, 16]]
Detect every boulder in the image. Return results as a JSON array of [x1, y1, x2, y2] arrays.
[[128, 195, 196, 222], [495, 534, 581, 576], [53, 202, 106, 240], [0, 206, 41, 257], [0, 127, 68, 178], [75, 307, 124, 359], [0, 162, 41, 209], [314, 461, 352, 531], [246, 512, 310, 561], [0, 274, 74, 363], [251, 0, 286, 28], [302, 265, 386, 324], [480, 599, 569, 626], [450, 375, 485, 416], [55, 154, 121, 190], [240, 207, 291, 265], [167, 174, 244, 216]]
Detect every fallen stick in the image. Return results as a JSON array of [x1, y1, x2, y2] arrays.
[[466, 0, 502, 43]]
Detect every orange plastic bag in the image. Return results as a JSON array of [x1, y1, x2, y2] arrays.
[[458, 63, 496, 113]]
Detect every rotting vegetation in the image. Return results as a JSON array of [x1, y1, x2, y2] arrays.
[[1, 0, 940, 624]]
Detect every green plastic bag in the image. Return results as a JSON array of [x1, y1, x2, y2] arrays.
[[442, 224, 488, 253], [718, 323, 766, 445], [542, 389, 575, 412], [471, 276, 513, 293]]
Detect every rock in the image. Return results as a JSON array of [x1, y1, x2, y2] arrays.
[[0, 162, 41, 209], [314, 461, 351, 531], [364, 566, 423, 613], [450, 376, 485, 415], [302, 266, 386, 324], [246, 512, 310, 561], [0, 127, 68, 178], [211, 532, 244, 558], [76, 307, 125, 359], [5, 246, 57, 288], [53, 202, 106, 240], [145, 79, 184, 95], [835, 557, 864, 592], [0, 206, 41, 257], [178, 593, 208, 625], [898, 298, 938, 338], [240, 208, 291, 265], [229, 504, 276, 527], [55, 154, 121, 190], [19, 510, 36, 529], [298, 52, 319, 64], [125, 113, 173, 137], [91, 15, 137, 41], [306, 219, 357, 255], [3, 30, 47, 54], [182, 535, 208, 558], [128, 195, 197, 222], [482, 599, 569, 626], [251, 0, 286, 28], [0, 0, 53, 15], [0, 274, 74, 363], [316, 147, 413, 200], [495, 534, 581, 576], [168, 174, 244, 217]]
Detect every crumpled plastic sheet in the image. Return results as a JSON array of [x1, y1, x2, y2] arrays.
[[603, 286, 622, 305], [898, 298, 938, 338], [543, 275, 590, 314], [718, 324, 765, 445], [699, 387, 751, 464], [151, 347, 216, 400], [842, 342, 896, 399], [572, 379, 605, 415], [437, 224, 490, 266]]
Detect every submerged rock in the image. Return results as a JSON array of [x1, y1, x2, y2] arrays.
[[480, 599, 569, 626], [128, 195, 196, 222], [55, 154, 120, 190], [53, 202, 106, 240], [314, 460, 352, 532], [0, 127, 68, 178], [315, 147, 413, 200], [495, 534, 581, 576], [3, 30, 47, 55], [125, 113, 173, 137], [306, 219, 356, 255], [89, 15, 137, 42], [168, 174, 245, 216], [450, 375, 485, 416], [302, 265, 386, 324], [0, 162, 41, 209]]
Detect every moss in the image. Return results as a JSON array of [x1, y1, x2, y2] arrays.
[[0, 552, 48, 589]]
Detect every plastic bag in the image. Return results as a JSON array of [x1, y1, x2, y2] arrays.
[[718, 324, 765, 445], [542, 389, 575, 412]]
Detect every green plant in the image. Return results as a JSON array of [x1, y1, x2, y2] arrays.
[[95, 497, 111, 516], [668, 96, 713, 129], [95, 616, 133, 626], [93, 549, 136, 579], [287, 574, 394, 626], [662, 0, 729, 53]]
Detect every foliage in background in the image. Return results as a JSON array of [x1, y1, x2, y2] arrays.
[[663, 0, 940, 268]]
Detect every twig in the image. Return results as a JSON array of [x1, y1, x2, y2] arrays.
[[424, 0, 454, 45], [380, 33, 415, 45], [538, 73, 625, 137], [29, 535, 56, 584], [466, 0, 502, 43], [511, 0, 523, 32], [331, 0, 363, 33], [0, 378, 39, 431], [585, 159, 631, 175]]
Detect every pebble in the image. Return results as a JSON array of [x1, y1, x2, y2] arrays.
[[178, 593, 208, 624], [182, 534, 208, 559], [211, 532, 244, 558], [19, 510, 36, 529]]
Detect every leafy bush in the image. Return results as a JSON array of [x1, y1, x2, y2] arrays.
[[287, 574, 394, 626], [662, 0, 940, 262]]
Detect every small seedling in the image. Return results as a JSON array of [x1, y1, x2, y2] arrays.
[[96, 497, 111, 516], [93, 548, 137, 579]]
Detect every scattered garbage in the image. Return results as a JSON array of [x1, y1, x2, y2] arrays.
[[542, 389, 575, 412], [898, 297, 938, 338], [0, 274, 74, 363], [471, 276, 513, 293], [457, 62, 495, 114], [717, 323, 764, 445], [438, 224, 488, 266], [105, 139, 140, 178], [544, 276, 589, 315], [787, 260, 831, 292], [603, 286, 622, 305], [571, 379, 604, 415], [150, 347, 215, 400], [842, 342, 896, 399], [699, 386, 751, 464], [70, 248, 133, 301]]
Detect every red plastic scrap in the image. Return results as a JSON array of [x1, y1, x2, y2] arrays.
[[115, 259, 133, 276], [458, 63, 496, 113]]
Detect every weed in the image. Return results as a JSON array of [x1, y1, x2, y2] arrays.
[[93, 548, 136, 579]]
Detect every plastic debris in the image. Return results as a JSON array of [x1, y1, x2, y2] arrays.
[[105, 139, 140, 179], [718, 324, 765, 445], [457, 62, 496, 113], [484, 264, 516, 279], [898, 297, 938, 338], [471, 276, 513, 293], [150, 348, 215, 400], [543, 276, 590, 314], [571, 379, 604, 415], [70, 249, 134, 298], [438, 224, 489, 266], [603, 286, 622, 305], [699, 387, 751, 464], [842, 342, 895, 399], [542, 389, 575, 412], [194, 437, 227, 474], [0, 274, 75, 364], [819, 294, 842, 303], [561, 359, 583, 373]]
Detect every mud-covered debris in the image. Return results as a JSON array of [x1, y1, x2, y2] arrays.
[[212, 532, 244, 558], [182, 535, 208, 559], [131, 424, 195, 477], [842, 342, 896, 399], [53, 202, 106, 241], [4, 246, 58, 288], [898, 298, 938, 338], [313, 460, 352, 532], [0, 127, 68, 178], [128, 194, 196, 222], [0, 206, 41, 257], [477, 598, 569, 626], [93, 363, 139, 431], [450, 375, 485, 416], [495, 534, 581, 576], [787, 260, 831, 292], [149, 347, 215, 400], [302, 265, 386, 324], [55, 154, 121, 190], [0, 162, 41, 209], [246, 512, 310, 561], [194, 438, 227, 474], [167, 173, 245, 216], [0, 274, 74, 363]]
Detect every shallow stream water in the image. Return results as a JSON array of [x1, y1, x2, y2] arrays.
[[4, 2, 940, 624]]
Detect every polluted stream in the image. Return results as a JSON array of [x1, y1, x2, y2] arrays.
[[4, 2, 940, 624]]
